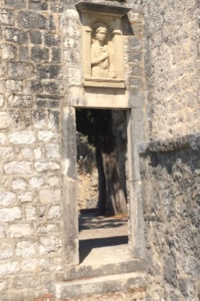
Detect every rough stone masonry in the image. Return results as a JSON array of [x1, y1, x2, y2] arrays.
[[0, 0, 200, 300]]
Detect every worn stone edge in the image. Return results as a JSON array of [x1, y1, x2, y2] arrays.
[[138, 133, 200, 154]]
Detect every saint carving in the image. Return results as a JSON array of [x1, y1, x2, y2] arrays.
[[91, 24, 115, 78]]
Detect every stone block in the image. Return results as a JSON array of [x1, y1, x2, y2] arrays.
[[5, 28, 27, 44], [39, 189, 61, 204], [9, 131, 35, 144], [47, 205, 61, 220], [0, 279, 8, 292], [21, 147, 33, 159], [0, 147, 14, 159], [21, 258, 37, 273], [35, 161, 60, 173], [0, 226, 6, 238], [45, 143, 60, 159], [0, 9, 14, 25], [32, 110, 46, 129], [39, 236, 61, 255], [48, 176, 60, 187], [0, 191, 16, 207], [50, 3, 64, 13], [0, 207, 22, 222], [0, 112, 12, 129], [44, 81, 64, 94], [2, 44, 17, 59], [0, 243, 13, 259], [19, 46, 29, 61], [48, 111, 60, 129], [31, 46, 49, 63], [40, 258, 62, 272], [29, 177, 45, 189], [51, 48, 61, 63], [34, 146, 43, 159], [37, 223, 59, 234], [12, 275, 40, 289], [38, 65, 61, 79], [8, 224, 33, 238], [3, 80, 23, 91], [0, 262, 20, 277], [128, 53, 142, 63], [18, 11, 48, 29], [8, 62, 34, 79], [8, 94, 33, 108], [29, 30, 42, 44], [38, 130, 56, 142], [16, 241, 36, 257], [29, 1, 48, 10], [45, 33, 60, 46], [18, 191, 32, 203], [0, 133, 7, 144], [4, 0, 26, 8], [4, 161, 32, 175], [0, 94, 5, 107], [30, 80, 43, 92], [25, 205, 36, 221]]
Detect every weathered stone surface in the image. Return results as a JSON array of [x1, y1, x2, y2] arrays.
[[18, 191, 32, 203], [8, 94, 33, 108], [8, 62, 34, 79], [5, 28, 27, 44], [0, 9, 14, 25], [4, 0, 26, 8], [35, 162, 60, 172], [29, 177, 45, 189], [4, 161, 32, 175], [0, 112, 12, 129], [9, 131, 35, 144], [8, 224, 33, 238], [39, 189, 61, 204], [39, 236, 61, 255], [16, 241, 36, 257], [0, 207, 21, 222], [0, 192, 16, 207], [18, 12, 48, 29], [12, 178, 26, 190], [25, 205, 36, 221], [0, 243, 13, 259]]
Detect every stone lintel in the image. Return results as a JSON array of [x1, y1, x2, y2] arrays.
[[84, 78, 125, 89], [76, 1, 132, 17]]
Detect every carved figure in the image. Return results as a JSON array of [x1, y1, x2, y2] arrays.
[[91, 24, 115, 78]]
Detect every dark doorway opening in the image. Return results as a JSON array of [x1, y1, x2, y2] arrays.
[[76, 108, 130, 265]]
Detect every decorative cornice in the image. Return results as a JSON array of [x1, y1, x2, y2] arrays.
[[75, 1, 132, 17]]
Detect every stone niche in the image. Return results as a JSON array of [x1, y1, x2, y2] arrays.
[[76, 1, 131, 88]]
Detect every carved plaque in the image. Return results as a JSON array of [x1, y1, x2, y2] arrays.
[[76, 1, 131, 88]]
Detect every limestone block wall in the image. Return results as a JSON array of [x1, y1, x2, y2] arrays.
[[139, 135, 200, 300], [144, 0, 200, 140], [0, 0, 146, 299], [0, 0, 65, 299]]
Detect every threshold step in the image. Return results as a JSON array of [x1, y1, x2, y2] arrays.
[[64, 258, 146, 280], [53, 272, 146, 299]]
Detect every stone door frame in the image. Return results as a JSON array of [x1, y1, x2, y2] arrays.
[[61, 105, 146, 268]]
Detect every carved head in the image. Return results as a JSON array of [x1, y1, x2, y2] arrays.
[[94, 24, 108, 43]]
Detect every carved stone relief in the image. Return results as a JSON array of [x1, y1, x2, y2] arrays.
[[76, 2, 131, 88]]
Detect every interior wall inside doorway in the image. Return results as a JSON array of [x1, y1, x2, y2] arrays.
[[76, 109, 128, 215]]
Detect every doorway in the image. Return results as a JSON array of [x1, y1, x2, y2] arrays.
[[76, 108, 130, 264], [61, 106, 145, 267]]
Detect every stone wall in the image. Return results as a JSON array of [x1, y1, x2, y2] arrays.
[[139, 135, 200, 300], [144, 0, 200, 140], [0, 0, 146, 299], [0, 0, 64, 299]]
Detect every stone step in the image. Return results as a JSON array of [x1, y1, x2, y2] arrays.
[[64, 258, 146, 280], [53, 272, 146, 299]]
